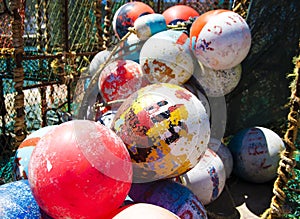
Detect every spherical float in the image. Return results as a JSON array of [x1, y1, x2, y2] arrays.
[[193, 62, 242, 97], [112, 2, 154, 39], [208, 137, 233, 179], [111, 83, 210, 182], [190, 9, 251, 70], [108, 203, 181, 219], [116, 33, 142, 63], [28, 120, 132, 219], [182, 81, 210, 118], [162, 5, 199, 25], [89, 50, 111, 76], [134, 13, 167, 40], [228, 126, 285, 183], [98, 110, 117, 128], [129, 179, 207, 218], [181, 148, 226, 205], [0, 180, 42, 218], [140, 30, 194, 85], [98, 59, 149, 108], [13, 125, 57, 180]]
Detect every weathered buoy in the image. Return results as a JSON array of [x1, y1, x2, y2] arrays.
[[129, 179, 208, 218], [108, 203, 181, 219], [134, 13, 167, 40], [162, 5, 199, 25], [208, 137, 233, 179], [112, 83, 210, 182], [140, 30, 194, 85], [228, 126, 285, 183], [28, 120, 132, 219], [181, 148, 226, 205], [193, 62, 242, 97], [190, 9, 251, 70], [0, 180, 42, 219], [98, 59, 149, 108], [98, 110, 117, 128], [89, 50, 111, 76], [112, 2, 154, 39], [13, 125, 57, 180]]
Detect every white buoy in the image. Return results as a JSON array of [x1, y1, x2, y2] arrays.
[[182, 148, 226, 205]]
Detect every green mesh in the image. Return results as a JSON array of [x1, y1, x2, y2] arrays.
[[0, 0, 300, 218]]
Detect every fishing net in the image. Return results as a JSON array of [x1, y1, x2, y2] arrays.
[[0, 0, 299, 218]]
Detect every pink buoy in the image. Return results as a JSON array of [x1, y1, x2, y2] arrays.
[[140, 30, 194, 85], [134, 13, 167, 40], [190, 9, 251, 70], [181, 148, 226, 205], [28, 120, 132, 219], [112, 83, 210, 182], [98, 60, 149, 108], [228, 126, 285, 183]]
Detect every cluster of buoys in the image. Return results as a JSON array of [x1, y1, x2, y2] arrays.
[[1, 2, 286, 219]]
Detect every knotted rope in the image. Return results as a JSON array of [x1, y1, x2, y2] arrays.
[[261, 52, 300, 219], [11, 0, 26, 150]]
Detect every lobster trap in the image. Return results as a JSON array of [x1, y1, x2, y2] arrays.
[[0, 0, 299, 218]]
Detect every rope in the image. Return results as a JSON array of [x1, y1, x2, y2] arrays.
[[11, 0, 26, 150], [102, 0, 112, 50], [261, 54, 300, 219], [93, 1, 104, 50], [44, 0, 50, 53]]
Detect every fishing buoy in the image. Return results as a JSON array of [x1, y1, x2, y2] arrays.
[[208, 138, 233, 179], [129, 179, 207, 218], [108, 203, 181, 219], [190, 9, 251, 70], [181, 148, 226, 205], [162, 5, 199, 25], [89, 50, 111, 76], [111, 83, 210, 182], [0, 180, 42, 219], [193, 62, 242, 97], [112, 2, 154, 39], [117, 33, 142, 63], [98, 110, 117, 128], [228, 126, 285, 183], [98, 60, 149, 108], [182, 82, 211, 118], [140, 30, 194, 85], [28, 120, 132, 219], [134, 13, 167, 40], [13, 125, 57, 180]]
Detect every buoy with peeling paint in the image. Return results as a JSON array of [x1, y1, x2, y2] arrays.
[[228, 126, 285, 183], [98, 60, 149, 109], [128, 179, 208, 218], [134, 13, 167, 40], [181, 148, 226, 205], [111, 83, 210, 182], [140, 30, 194, 85], [190, 9, 251, 70], [13, 125, 57, 180], [162, 5, 199, 25], [112, 2, 154, 39]]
